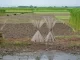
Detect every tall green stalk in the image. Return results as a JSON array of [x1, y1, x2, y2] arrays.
[[69, 8, 80, 32]]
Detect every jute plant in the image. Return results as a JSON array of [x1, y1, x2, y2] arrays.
[[31, 15, 45, 42], [69, 8, 80, 32], [44, 16, 56, 43]]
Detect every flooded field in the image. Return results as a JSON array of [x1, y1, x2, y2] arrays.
[[0, 50, 80, 60]]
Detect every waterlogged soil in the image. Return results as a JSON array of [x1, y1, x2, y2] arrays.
[[0, 37, 80, 55]]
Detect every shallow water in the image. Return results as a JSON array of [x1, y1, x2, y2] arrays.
[[0, 50, 80, 60]]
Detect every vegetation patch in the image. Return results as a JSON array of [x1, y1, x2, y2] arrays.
[[69, 8, 80, 32], [0, 9, 6, 16]]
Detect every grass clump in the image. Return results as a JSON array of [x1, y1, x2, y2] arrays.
[[0, 38, 32, 48]]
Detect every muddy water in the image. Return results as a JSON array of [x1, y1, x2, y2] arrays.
[[0, 50, 80, 60]]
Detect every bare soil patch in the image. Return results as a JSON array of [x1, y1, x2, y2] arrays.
[[0, 23, 75, 39]]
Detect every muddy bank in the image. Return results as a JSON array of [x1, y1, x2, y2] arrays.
[[0, 23, 75, 39], [0, 37, 80, 55]]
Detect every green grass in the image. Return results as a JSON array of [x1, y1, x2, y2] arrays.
[[34, 10, 68, 12], [34, 12, 70, 14], [55, 35, 80, 38], [0, 7, 68, 13], [6, 10, 33, 13], [55, 16, 70, 19]]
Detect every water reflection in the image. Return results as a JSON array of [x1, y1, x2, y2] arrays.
[[40, 55, 49, 60], [0, 50, 80, 60]]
